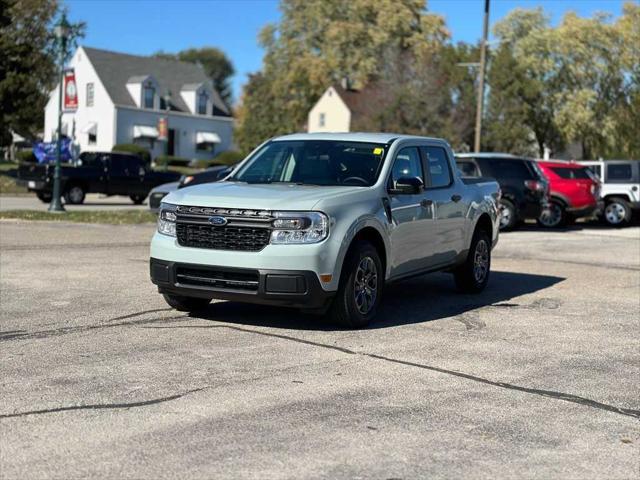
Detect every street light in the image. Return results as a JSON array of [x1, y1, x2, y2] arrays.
[[49, 13, 70, 213]]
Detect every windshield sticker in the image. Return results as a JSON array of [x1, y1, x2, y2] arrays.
[[373, 147, 384, 155]]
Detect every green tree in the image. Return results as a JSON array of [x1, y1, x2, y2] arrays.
[[236, 0, 447, 152], [0, 0, 58, 145], [154, 47, 235, 107]]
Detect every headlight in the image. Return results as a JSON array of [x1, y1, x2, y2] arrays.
[[157, 202, 177, 237], [270, 211, 328, 244], [182, 175, 194, 185]]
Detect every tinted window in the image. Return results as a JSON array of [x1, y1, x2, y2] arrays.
[[456, 161, 480, 177], [486, 159, 533, 180], [586, 165, 602, 179], [424, 147, 452, 187], [232, 140, 386, 187], [550, 167, 591, 180], [391, 147, 423, 188], [607, 163, 632, 181]]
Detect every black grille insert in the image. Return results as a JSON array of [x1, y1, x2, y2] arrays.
[[176, 223, 271, 251], [176, 266, 259, 291]]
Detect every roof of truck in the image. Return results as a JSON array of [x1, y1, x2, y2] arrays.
[[272, 132, 445, 144], [455, 152, 534, 160]]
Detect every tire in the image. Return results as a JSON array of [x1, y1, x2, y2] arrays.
[[163, 294, 211, 312], [498, 199, 518, 231], [64, 185, 85, 205], [36, 191, 52, 203], [130, 194, 146, 205], [328, 240, 383, 328], [537, 200, 566, 228], [603, 198, 632, 227], [454, 229, 491, 294]]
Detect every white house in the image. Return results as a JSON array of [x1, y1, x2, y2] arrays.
[[307, 81, 379, 133], [44, 46, 234, 161]]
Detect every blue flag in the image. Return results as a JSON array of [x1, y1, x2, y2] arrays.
[[33, 138, 72, 164]]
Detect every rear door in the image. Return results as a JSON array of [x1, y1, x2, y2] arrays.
[[387, 146, 435, 277], [421, 145, 466, 264]]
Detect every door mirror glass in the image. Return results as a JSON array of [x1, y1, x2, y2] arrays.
[[391, 176, 424, 194]]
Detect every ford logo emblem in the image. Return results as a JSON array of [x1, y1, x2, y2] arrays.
[[208, 216, 228, 226]]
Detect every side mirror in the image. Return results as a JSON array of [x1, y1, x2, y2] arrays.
[[390, 176, 424, 194]]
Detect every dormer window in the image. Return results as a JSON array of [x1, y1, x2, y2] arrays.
[[197, 92, 208, 115], [143, 85, 155, 109]]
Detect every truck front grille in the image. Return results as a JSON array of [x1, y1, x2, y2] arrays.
[[175, 266, 259, 291], [176, 223, 271, 251]]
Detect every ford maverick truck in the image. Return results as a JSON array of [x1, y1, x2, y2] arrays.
[[150, 133, 500, 327]]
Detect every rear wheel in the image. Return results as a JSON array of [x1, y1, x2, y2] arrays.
[[130, 194, 146, 205], [603, 198, 632, 227], [454, 230, 491, 293], [36, 191, 52, 203], [538, 200, 566, 228], [328, 241, 383, 328], [163, 294, 211, 312], [498, 199, 517, 231], [64, 185, 85, 205]]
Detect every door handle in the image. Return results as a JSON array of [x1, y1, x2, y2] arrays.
[[420, 199, 433, 208], [451, 194, 462, 202]]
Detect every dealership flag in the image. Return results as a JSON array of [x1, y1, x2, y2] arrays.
[[157, 117, 168, 141], [63, 69, 78, 111]]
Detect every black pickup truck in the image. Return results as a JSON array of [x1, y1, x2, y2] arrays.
[[18, 151, 180, 204]]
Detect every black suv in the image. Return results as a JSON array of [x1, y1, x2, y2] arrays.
[[456, 153, 549, 230]]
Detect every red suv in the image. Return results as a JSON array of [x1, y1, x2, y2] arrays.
[[536, 161, 601, 227]]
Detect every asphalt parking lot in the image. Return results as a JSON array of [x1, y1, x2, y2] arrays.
[[0, 194, 149, 212], [1, 221, 638, 479]]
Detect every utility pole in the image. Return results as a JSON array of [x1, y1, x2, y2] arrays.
[[474, 0, 490, 153]]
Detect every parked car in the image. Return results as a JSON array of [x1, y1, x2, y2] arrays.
[[536, 160, 601, 228], [178, 165, 235, 189], [455, 153, 549, 231], [148, 181, 180, 212], [150, 133, 500, 328], [579, 160, 640, 227], [18, 151, 180, 204]]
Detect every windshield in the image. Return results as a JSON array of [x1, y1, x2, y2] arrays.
[[230, 140, 387, 186]]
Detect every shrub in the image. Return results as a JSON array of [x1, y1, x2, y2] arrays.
[[214, 150, 245, 166], [112, 143, 151, 163], [16, 150, 37, 163], [154, 155, 191, 167]]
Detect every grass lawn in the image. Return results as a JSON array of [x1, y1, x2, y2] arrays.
[[0, 209, 157, 224], [0, 162, 28, 195]]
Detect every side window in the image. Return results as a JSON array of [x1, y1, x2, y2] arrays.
[[587, 165, 602, 179], [488, 159, 533, 180], [390, 147, 423, 188], [606, 163, 632, 182], [424, 146, 452, 188], [456, 161, 479, 177]]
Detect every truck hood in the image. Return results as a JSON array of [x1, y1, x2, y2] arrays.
[[162, 181, 367, 211]]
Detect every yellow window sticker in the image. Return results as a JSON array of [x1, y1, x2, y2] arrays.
[[373, 147, 383, 155]]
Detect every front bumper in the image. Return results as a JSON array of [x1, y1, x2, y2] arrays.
[[150, 258, 334, 310], [567, 201, 601, 218]]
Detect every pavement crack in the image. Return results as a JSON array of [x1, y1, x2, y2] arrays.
[[105, 308, 173, 323], [0, 388, 205, 419], [176, 323, 640, 420]]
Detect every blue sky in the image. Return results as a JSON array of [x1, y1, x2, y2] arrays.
[[65, 0, 627, 104]]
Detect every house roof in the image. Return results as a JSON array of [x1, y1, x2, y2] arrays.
[[332, 84, 382, 121], [82, 46, 230, 116]]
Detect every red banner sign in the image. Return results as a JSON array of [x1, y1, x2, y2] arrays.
[[63, 69, 78, 111], [157, 117, 168, 141]]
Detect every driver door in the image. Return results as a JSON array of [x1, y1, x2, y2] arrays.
[[387, 146, 436, 278]]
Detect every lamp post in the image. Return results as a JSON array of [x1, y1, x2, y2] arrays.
[[48, 13, 70, 213], [473, 0, 490, 153]]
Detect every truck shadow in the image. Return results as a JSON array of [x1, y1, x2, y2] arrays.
[[191, 270, 565, 331]]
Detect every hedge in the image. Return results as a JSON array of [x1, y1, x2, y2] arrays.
[[214, 150, 245, 166], [112, 143, 151, 163], [154, 155, 191, 167], [16, 150, 37, 163]]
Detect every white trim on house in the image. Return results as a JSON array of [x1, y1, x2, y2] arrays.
[[115, 104, 234, 122], [196, 131, 221, 144], [133, 125, 159, 138]]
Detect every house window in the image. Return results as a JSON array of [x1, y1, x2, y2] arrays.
[[319, 113, 326, 127], [143, 86, 155, 109], [86, 83, 94, 107], [197, 92, 208, 115], [88, 131, 97, 145]]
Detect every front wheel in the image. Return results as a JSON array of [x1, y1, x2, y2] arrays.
[[498, 199, 518, 231], [36, 191, 53, 203], [64, 185, 85, 204], [130, 194, 146, 205], [538, 201, 566, 228], [454, 230, 491, 293], [603, 198, 632, 227], [163, 294, 211, 312], [328, 241, 383, 328]]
